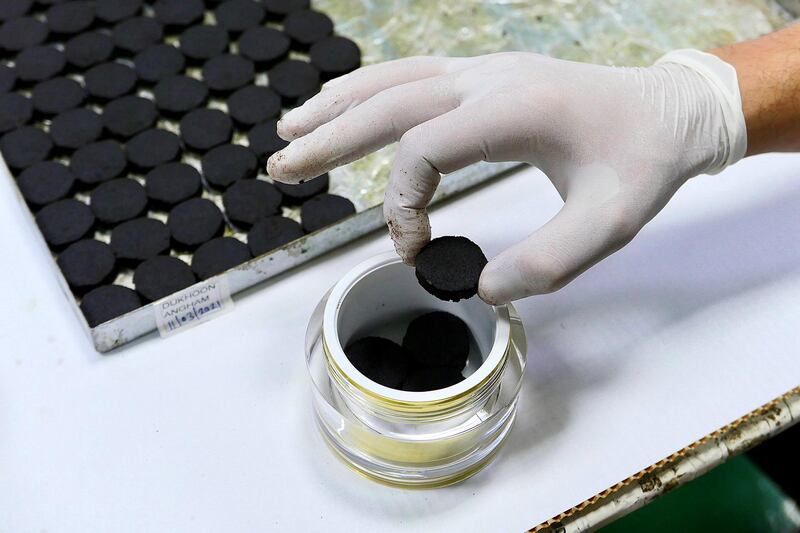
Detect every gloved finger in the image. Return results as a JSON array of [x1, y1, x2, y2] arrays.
[[267, 74, 460, 184], [478, 198, 641, 304], [384, 104, 492, 264], [277, 56, 467, 141]]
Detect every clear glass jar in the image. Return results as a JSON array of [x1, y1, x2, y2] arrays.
[[306, 252, 527, 488]]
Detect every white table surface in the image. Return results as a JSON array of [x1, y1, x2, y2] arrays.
[[2, 154, 800, 532]]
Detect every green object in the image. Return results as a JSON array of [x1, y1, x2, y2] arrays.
[[601, 457, 800, 533]]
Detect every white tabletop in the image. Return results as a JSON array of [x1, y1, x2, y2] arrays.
[[2, 154, 800, 532]]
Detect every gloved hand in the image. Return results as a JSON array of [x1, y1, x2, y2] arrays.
[[267, 50, 746, 304]]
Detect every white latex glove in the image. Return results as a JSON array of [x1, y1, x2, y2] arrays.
[[267, 50, 746, 304]]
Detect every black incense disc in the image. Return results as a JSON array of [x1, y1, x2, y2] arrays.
[[134, 43, 186, 83], [49, 108, 103, 150], [65, 31, 114, 70], [14, 45, 65, 83], [179, 24, 229, 63], [70, 139, 127, 186], [238, 26, 289, 67], [222, 179, 282, 229], [310, 36, 361, 80], [300, 193, 355, 233], [57, 239, 117, 292], [112, 16, 163, 54], [0, 17, 49, 52], [227, 85, 281, 128], [202, 54, 254, 93], [403, 311, 471, 369], [201, 143, 257, 189], [145, 162, 202, 207], [268, 59, 320, 102], [85, 62, 137, 101], [153, 75, 209, 116], [36, 198, 95, 248], [414, 236, 488, 302], [17, 161, 75, 208], [102, 95, 157, 138], [247, 119, 287, 161], [153, 0, 205, 29], [402, 367, 464, 392], [247, 215, 303, 256], [344, 336, 411, 389], [96, 0, 143, 24], [32, 77, 85, 115], [0, 65, 16, 94], [0, 126, 53, 170], [215, 0, 265, 33], [282, 10, 333, 48], [273, 172, 328, 205], [133, 255, 196, 302], [264, 0, 309, 19], [80, 284, 142, 327], [191, 236, 251, 279], [126, 128, 181, 170], [179, 108, 232, 152], [46, 2, 95, 36], [168, 197, 224, 249], [0, 0, 33, 22], [89, 177, 148, 225], [0, 93, 32, 134], [110, 217, 171, 263]]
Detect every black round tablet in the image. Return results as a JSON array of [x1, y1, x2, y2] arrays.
[[96, 0, 142, 24], [64, 31, 113, 70], [85, 62, 137, 101], [0, 17, 48, 52], [0, 0, 33, 22], [0, 93, 32, 134], [191, 236, 251, 279], [70, 139, 126, 186], [283, 10, 332, 48], [227, 85, 281, 128], [0, 64, 15, 93], [247, 215, 302, 256], [214, 0, 264, 33], [112, 16, 163, 54], [222, 179, 281, 228], [36, 198, 95, 248], [89, 177, 148, 225], [145, 162, 202, 207], [402, 367, 464, 392], [238, 26, 289, 67], [126, 128, 181, 169], [168, 197, 224, 249], [310, 36, 361, 80], [133, 255, 195, 302], [201, 143, 257, 189], [102, 95, 157, 138], [264, 0, 309, 19], [179, 108, 232, 152], [153, 75, 208, 116], [46, 1, 95, 36], [17, 161, 75, 208], [268, 59, 319, 102], [134, 43, 186, 83], [32, 77, 85, 115], [0, 126, 52, 170], [403, 311, 470, 369], [414, 236, 488, 302], [57, 239, 116, 292], [14, 45, 65, 83], [49, 107, 102, 150], [179, 24, 229, 63], [110, 217, 171, 263], [80, 284, 141, 327], [300, 193, 354, 233], [202, 54, 254, 93], [153, 0, 204, 29], [273, 172, 328, 205], [345, 336, 411, 390], [247, 119, 287, 160]]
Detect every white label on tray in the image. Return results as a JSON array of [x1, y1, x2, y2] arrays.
[[154, 277, 233, 337]]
